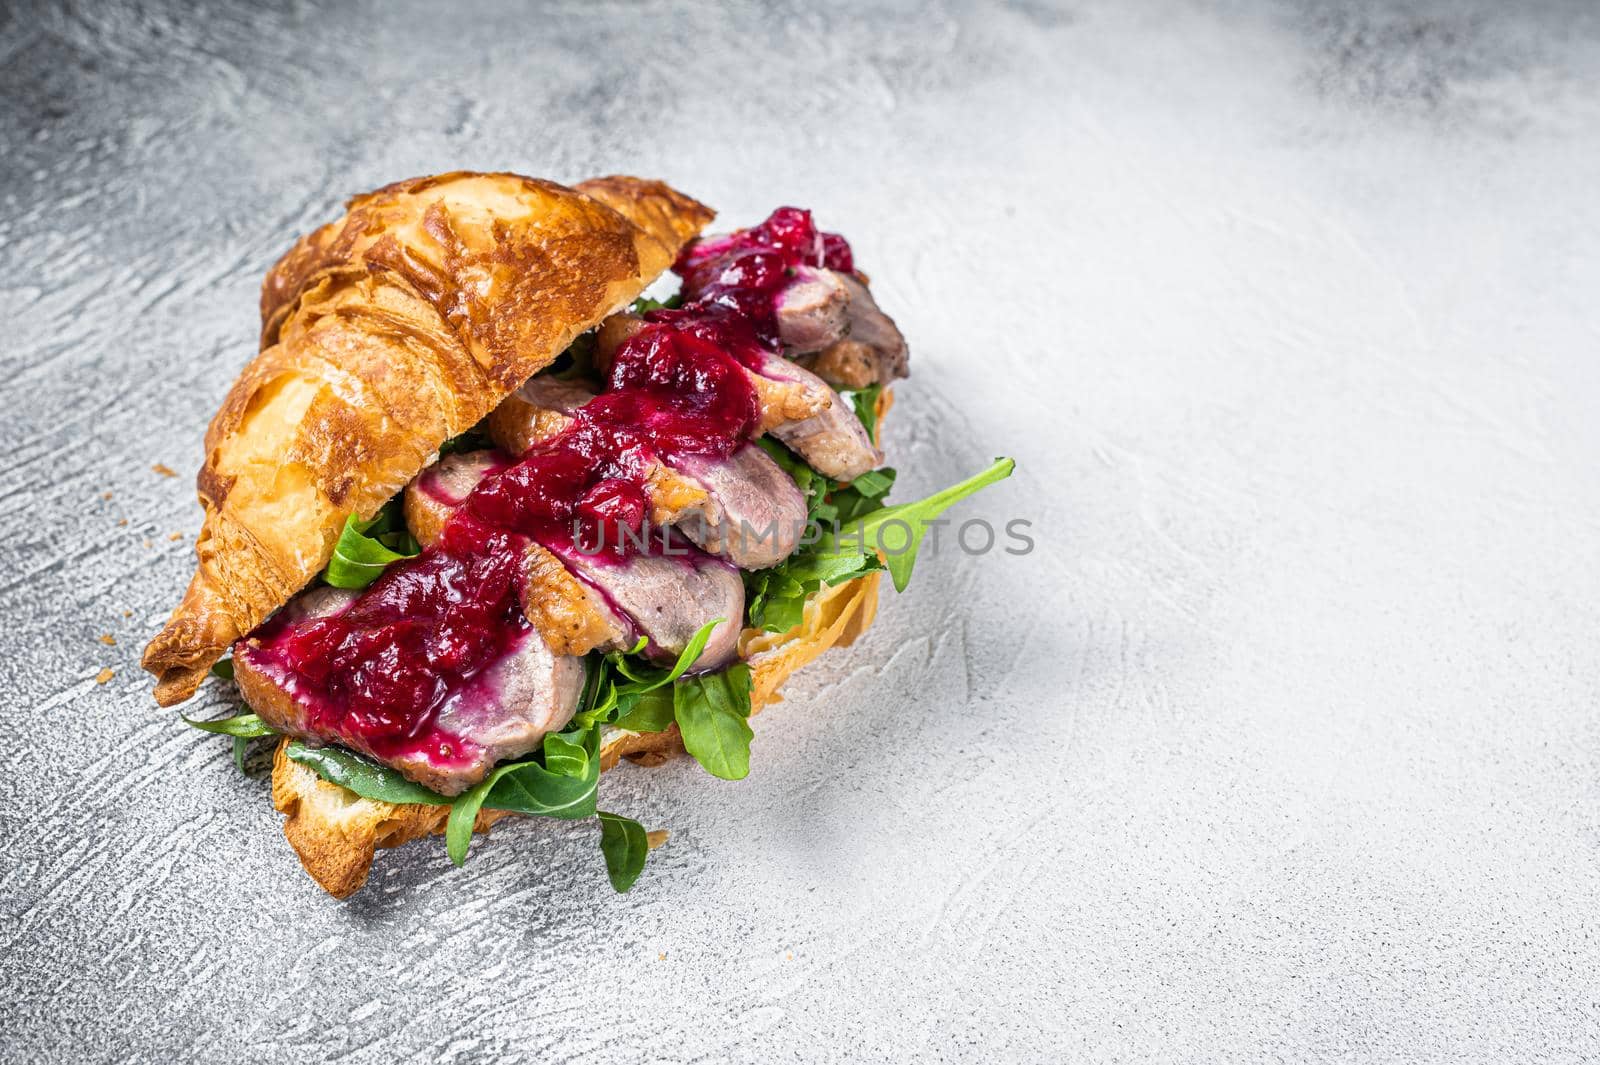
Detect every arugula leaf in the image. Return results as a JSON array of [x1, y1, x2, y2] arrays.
[[830, 467, 896, 525], [232, 736, 250, 775], [445, 725, 601, 865], [597, 811, 649, 892], [181, 711, 278, 738], [438, 421, 494, 456], [620, 621, 720, 696], [825, 457, 1014, 592], [744, 458, 1012, 631], [322, 498, 420, 590], [612, 686, 675, 733], [629, 293, 683, 314], [210, 657, 235, 681], [843, 384, 882, 438], [284, 740, 452, 805], [674, 663, 754, 780], [542, 729, 589, 777], [577, 620, 724, 732], [746, 552, 883, 633]]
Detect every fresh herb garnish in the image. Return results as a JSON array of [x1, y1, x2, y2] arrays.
[[572, 621, 722, 732], [746, 457, 1014, 631], [445, 724, 602, 865], [565, 619, 757, 781], [597, 811, 649, 892], [284, 741, 451, 805], [843, 384, 882, 438], [210, 656, 235, 680], [629, 293, 683, 315], [672, 663, 755, 780], [832, 457, 1014, 592], [438, 420, 495, 456], [322, 497, 420, 589], [180, 711, 278, 738]]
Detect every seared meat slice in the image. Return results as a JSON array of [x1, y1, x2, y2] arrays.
[[405, 451, 741, 670], [404, 450, 509, 546], [593, 313, 880, 479], [795, 339, 877, 391], [594, 314, 831, 431], [596, 313, 650, 367], [487, 376, 602, 456], [832, 271, 909, 385], [485, 376, 710, 523], [552, 539, 743, 671], [756, 355, 883, 481], [675, 444, 807, 569], [233, 586, 585, 796], [774, 266, 850, 354], [487, 380, 807, 570], [775, 267, 908, 388], [406, 452, 633, 657]]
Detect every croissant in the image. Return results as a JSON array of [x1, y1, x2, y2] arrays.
[[141, 173, 714, 706]]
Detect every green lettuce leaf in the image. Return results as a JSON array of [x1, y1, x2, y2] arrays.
[[597, 811, 649, 892], [322, 498, 420, 589], [744, 458, 1012, 631], [445, 724, 601, 865], [611, 687, 675, 733], [673, 663, 754, 780], [826, 457, 1014, 592], [284, 740, 452, 805], [438, 421, 494, 456], [843, 383, 882, 438], [572, 620, 723, 732], [541, 728, 589, 777], [629, 293, 683, 314], [827, 466, 896, 525], [181, 711, 277, 738]]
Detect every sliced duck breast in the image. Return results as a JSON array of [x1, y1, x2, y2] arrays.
[[485, 376, 711, 524], [233, 585, 585, 796], [774, 265, 851, 354], [755, 355, 882, 481], [832, 271, 909, 385], [406, 451, 742, 670], [594, 313, 832, 431], [486, 377, 807, 570], [406, 451, 633, 657], [674, 444, 806, 570], [552, 538, 744, 672]]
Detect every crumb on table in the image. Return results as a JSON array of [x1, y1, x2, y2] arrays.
[[95, 668, 114, 684]]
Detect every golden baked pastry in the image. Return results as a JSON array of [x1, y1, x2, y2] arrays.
[[142, 174, 713, 705], [155, 180, 1012, 899]]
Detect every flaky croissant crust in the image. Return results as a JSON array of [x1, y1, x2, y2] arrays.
[[142, 173, 714, 706]]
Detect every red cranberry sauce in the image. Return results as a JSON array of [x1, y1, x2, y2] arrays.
[[239, 208, 854, 763], [672, 206, 854, 337]]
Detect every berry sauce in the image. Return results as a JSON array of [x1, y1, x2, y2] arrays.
[[238, 208, 855, 766]]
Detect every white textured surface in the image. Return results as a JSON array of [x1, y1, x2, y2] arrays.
[[3, 1, 1599, 1061]]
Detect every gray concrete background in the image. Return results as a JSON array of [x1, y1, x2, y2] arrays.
[[4, 1, 1600, 1061]]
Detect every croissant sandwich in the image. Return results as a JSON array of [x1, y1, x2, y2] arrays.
[[148, 171, 1013, 897]]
